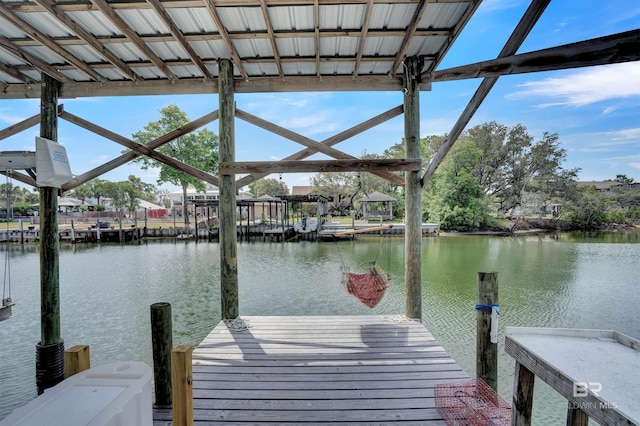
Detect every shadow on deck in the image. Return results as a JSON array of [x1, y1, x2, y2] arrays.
[[153, 315, 469, 425]]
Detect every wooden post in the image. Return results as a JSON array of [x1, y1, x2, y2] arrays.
[[64, 345, 90, 378], [477, 271, 498, 392], [39, 74, 61, 346], [171, 345, 193, 426], [403, 56, 422, 320], [151, 302, 172, 406], [512, 361, 535, 426], [567, 406, 589, 426], [195, 213, 198, 243], [219, 58, 238, 320], [70, 219, 75, 243], [37, 74, 65, 394]]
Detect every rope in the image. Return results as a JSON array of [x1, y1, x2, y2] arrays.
[[224, 317, 251, 332], [333, 237, 350, 275], [475, 304, 500, 314]]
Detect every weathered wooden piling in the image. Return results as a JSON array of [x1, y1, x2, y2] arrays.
[[511, 361, 535, 425], [219, 58, 238, 319], [171, 345, 193, 426], [37, 73, 65, 394], [477, 271, 498, 392], [150, 302, 172, 406], [403, 56, 422, 321]]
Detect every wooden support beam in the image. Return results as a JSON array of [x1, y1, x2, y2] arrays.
[[0, 36, 69, 82], [0, 2, 101, 81], [146, 0, 214, 80], [203, 0, 248, 80], [221, 158, 420, 174], [353, 0, 375, 78], [235, 104, 404, 188], [60, 110, 219, 191], [171, 345, 193, 426], [59, 110, 220, 187], [421, 0, 551, 187], [32, 0, 138, 81], [89, 0, 177, 80], [567, 406, 589, 426], [64, 345, 90, 378], [313, 0, 321, 78], [0, 61, 37, 84], [403, 56, 421, 321], [0, 170, 37, 188], [219, 59, 238, 320], [1, 75, 412, 99], [389, 0, 429, 77], [236, 109, 405, 185], [429, 29, 640, 82], [259, 0, 284, 77], [422, 0, 482, 74], [0, 113, 39, 141], [512, 361, 535, 426]]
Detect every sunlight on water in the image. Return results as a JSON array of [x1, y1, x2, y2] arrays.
[[0, 232, 638, 423]]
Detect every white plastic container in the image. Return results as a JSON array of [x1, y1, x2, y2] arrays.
[[35, 136, 72, 188], [0, 361, 152, 426]]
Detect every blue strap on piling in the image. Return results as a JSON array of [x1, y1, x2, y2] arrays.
[[475, 303, 500, 314]]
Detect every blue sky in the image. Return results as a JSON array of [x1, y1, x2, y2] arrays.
[[1, 0, 639, 192]]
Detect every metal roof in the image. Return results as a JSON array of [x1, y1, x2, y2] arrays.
[[0, 0, 480, 98]]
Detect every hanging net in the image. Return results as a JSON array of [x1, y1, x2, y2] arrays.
[[345, 268, 389, 308]]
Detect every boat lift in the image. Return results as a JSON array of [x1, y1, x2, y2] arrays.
[[0, 137, 73, 321]]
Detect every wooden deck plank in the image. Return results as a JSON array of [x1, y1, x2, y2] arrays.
[[153, 315, 469, 425]]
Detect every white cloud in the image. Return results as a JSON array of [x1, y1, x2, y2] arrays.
[[0, 111, 28, 125], [630, 162, 640, 170], [609, 127, 640, 141], [506, 62, 640, 107], [587, 128, 640, 147]]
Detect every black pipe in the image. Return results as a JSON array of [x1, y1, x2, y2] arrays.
[[35, 339, 65, 394]]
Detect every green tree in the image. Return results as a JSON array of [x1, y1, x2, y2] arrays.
[[101, 181, 142, 217], [129, 105, 219, 225], [565, 186, 607, 229], [127, 175, 156, 203], [463, 123, 579, 216], [249, 178, 289, 197], [311, 172, 358, 215], [425, 140, 490, 231], [154, 188, 172, 208], [615, 174, 635, 184], [71, 178, 108, 206]]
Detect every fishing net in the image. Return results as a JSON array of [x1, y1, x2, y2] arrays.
[[346, 269, 389, 308]]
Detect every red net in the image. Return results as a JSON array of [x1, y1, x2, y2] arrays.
[[346, 269, 389, 308], [435, 379, 511, 426]]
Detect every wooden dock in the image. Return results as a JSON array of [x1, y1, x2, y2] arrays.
[[153, 315, 469, 425]]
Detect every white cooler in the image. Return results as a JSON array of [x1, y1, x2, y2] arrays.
[[0, 361, 152, 426]]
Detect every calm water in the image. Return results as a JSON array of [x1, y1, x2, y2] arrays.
[[0, 231, 639, 424]]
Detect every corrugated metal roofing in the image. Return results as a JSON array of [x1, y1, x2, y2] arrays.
[[0, 0, 480, 96]]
